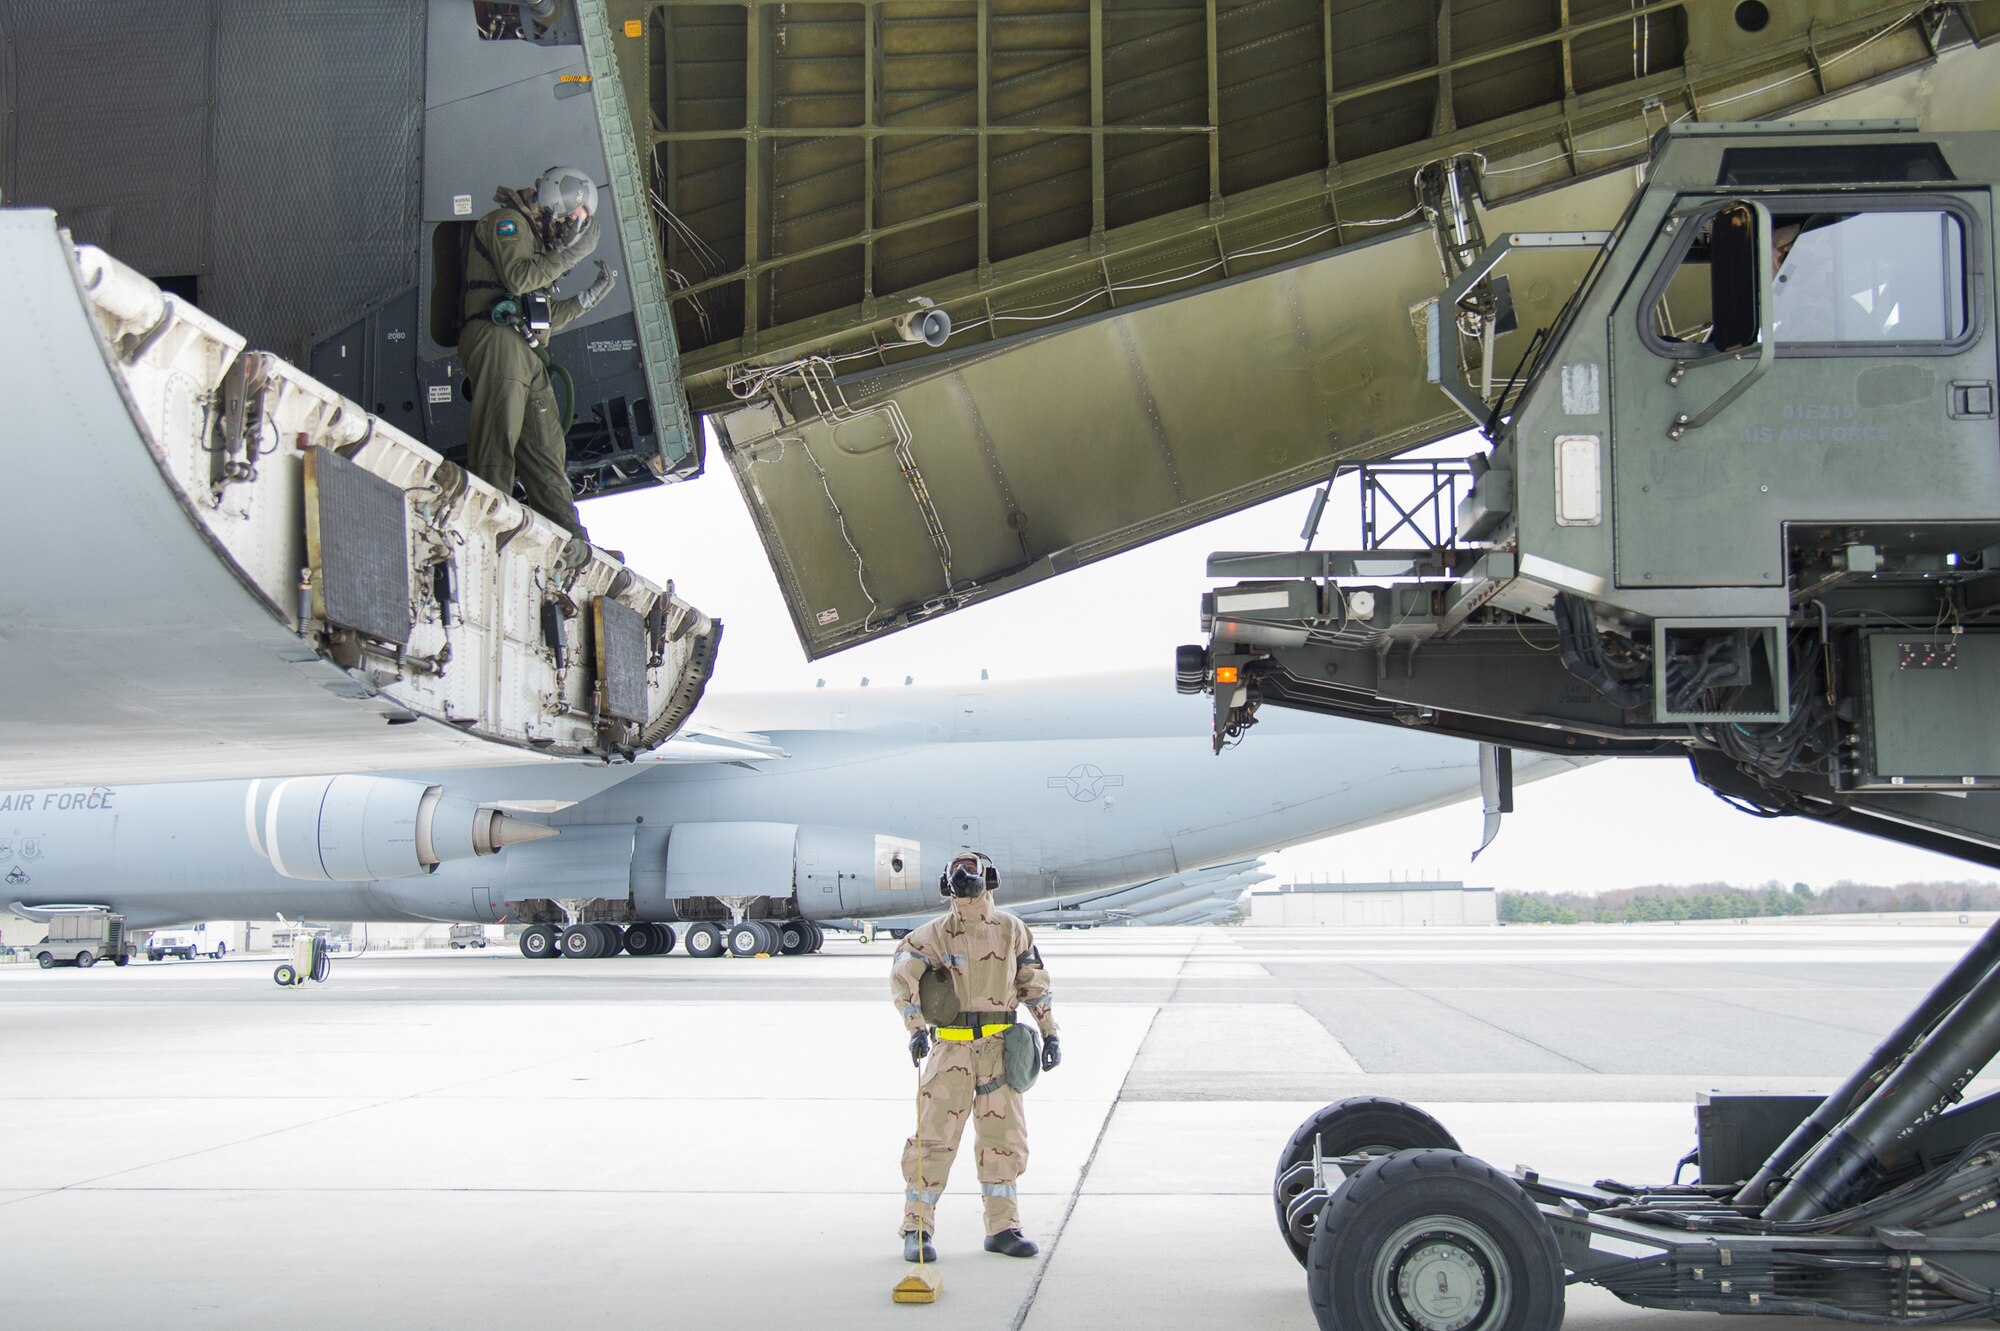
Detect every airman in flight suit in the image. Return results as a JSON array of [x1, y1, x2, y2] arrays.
[[889, 850, 1063, 1262], [459, 165, 617, 541]]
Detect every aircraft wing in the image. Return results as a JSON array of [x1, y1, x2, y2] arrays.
[[1016, 860, 1273, 928]]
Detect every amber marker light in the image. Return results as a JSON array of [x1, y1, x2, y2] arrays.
[[1213, 666, 1239, 684]]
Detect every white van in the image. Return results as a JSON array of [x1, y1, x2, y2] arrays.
[[146, 921, 238, 961]]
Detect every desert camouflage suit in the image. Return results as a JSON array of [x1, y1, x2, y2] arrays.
[[890, 893, 1058, 1237]]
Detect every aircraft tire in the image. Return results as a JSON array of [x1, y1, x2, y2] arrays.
[[684, 922, 725, 958], [76, 950, 96, 969], [624, 923, 659, 957], [592, 923, 625, 957], [520, 925, 557, 960], [655, 924, 677, 955], [561, 924, 599, 959], [1306, 1149, 1561, 1331], [727, 922, 766, 958], [37, 952, 54, 969], [778, 920, 812, 955], [274, 964, 297, 987], [806, 921, 826, 952], [1276, 1097, 1461, 1266]]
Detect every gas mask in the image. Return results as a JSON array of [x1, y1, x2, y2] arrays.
[[940, 851, 998, 899]]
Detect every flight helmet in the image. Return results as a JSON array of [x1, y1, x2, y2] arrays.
[[533, 165, 599, 224], [941, 850, 998, 899]]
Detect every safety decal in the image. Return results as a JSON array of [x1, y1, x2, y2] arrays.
[[498, 219, 518, 237]]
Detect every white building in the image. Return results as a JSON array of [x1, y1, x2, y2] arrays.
[[1247, 880, 1497, 927]]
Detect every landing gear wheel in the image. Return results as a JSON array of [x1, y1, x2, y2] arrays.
[[778, 920, 812, 955], [520, 925, 557, 959], [1306, 1149, 1562, 1331], [561, 924, 601, 959], [592, 923, 625, 956], [1276, 1097, 1461, 1266], [75, 950, 96, 968], [806, 920, 826, 952], [625, 923, 660, 956], [728, 922, 768, 958], [273, 964, 298, 987], [654, 924, 677, 955], [684, 922, 725, 958]]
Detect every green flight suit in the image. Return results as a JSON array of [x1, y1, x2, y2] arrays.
[[459, 205, 592, 537]]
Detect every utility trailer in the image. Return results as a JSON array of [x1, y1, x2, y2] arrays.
[[1188, 121, 2000, 1329], [34, 912, 132, 969]]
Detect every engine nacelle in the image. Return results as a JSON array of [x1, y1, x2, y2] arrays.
[[645, 821, 941, 920], [248, 776, 556, 882]]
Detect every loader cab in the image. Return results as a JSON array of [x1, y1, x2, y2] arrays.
[[1577, 126, 2000, 602]]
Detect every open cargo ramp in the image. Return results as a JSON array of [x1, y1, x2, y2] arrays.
[[0, 209, 720, 786], [594, 0, 2000, 656]]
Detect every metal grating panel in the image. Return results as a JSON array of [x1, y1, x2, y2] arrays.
[[306, 448, 413, 646], [594, 595, 649, 723], [0, 1, 425, 362], [205, 1, 425, 361], [0, 3, 209, 276]]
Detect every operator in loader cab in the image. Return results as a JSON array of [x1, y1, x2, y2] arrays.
[[889, 850, 1063, 1263]]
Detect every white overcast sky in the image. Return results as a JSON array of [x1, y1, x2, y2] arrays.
[[584, 430, 2000, 899]]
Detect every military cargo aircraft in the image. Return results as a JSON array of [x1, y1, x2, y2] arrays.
[[3, 671, 1569, 960]]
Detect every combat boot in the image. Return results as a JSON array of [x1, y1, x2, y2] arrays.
[[903, 1230, 937, 1263], [984, 1229, 1038, 1258]]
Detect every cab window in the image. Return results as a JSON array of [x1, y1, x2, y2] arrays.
[[1647, 205, 1760, 355], [1768, 210, 1966, 344]]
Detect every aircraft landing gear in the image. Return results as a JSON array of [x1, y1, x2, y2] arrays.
[[519, 924, 559, 959], [624, 922, 677, 956]]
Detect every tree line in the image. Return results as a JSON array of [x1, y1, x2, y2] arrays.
[[1499, 880, 2000, 925]]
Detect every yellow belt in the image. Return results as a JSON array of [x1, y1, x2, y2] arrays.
[[937, 1018, 1014, 1041]]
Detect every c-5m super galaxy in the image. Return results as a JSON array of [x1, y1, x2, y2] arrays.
[[4, 671, 1561, 962]]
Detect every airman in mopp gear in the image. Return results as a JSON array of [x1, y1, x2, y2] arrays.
[[889, 850, 1062, 1262], [459, 165, 618, 540]]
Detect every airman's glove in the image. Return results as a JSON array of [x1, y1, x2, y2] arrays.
[[1040, 1033, 1061, 1072], [578, 261, 618, 312], [909, 1028, 932, 1067]]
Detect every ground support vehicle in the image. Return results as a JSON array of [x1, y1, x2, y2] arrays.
[[34, 911, 132, 969], [146, 923, 232, 962], [1191, 123, 2000, 1329], [447, 923, 489, 949], [272, 933, 332, 989]]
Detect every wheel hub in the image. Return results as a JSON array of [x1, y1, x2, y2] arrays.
[[1374, 1218, 1507, 1331]]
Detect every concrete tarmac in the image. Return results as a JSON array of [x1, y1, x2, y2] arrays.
[[0, 920, 1985, 1329]]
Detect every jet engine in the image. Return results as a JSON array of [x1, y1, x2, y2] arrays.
[[248, 776, 557, 882], [639, 821, 941, 920]]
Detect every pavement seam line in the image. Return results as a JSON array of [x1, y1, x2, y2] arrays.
[[1343, 959, 1605, 1073], [1008, 929, 1203, 1331]]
